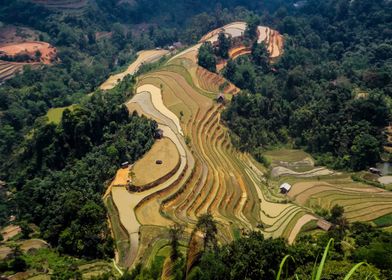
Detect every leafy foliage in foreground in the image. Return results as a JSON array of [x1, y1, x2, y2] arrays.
[[187, 222, 391, 280]]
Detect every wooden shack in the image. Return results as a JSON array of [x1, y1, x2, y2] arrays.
[[317, 219, 332, 231]]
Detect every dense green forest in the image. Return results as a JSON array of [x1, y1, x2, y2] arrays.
[[215, 0, 392, 170], [6, 75, 156, 258]]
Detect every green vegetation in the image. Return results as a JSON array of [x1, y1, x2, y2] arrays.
[[3, 76, 156, 260], [198, 42, 217, 72], [182, 221, 392, 279], [119, 212, 385, 279], [374, 214, 392, 227], [217, 32, 232, 59], [46, 104, 77, 124], [0, 247, 117, 279], [1, 0, 392, 278], [222, 0, 392, 171]]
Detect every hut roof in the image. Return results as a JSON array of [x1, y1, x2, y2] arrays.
[[279, 183, 292, 192], [317, 219, 332, 231]]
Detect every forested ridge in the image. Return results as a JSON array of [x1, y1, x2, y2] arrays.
[[218, 0, 392, 170]]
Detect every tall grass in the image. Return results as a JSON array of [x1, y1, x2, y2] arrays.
[[276, 238, 379, 280]]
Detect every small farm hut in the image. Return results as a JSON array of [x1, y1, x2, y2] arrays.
[[369, 167, 381, 176], [279, 183, 292, 194], [121, 161, 129, 168], [317, 219, 332, 231]]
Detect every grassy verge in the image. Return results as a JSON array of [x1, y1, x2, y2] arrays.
[[374, 213, 392, 227], [46, 104, 77, 124]]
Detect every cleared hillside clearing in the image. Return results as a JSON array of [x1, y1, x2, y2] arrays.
[[0, 41, 57, 64]]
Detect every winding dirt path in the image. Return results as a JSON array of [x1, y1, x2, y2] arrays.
[[100, 49, 169, 90]]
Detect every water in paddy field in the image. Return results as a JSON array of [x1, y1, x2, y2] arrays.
[[376, 162, 392, 175]]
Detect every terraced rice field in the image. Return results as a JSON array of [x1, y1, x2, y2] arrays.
[[131, 137, 180, 189], [0, 225, 21, 241], [195, 67, 239, 94], [104, 24, 311, 270], [0, 239, 48, 260], [104, 22, 392, 271], [45, 104, 77, 124], [257, 26, 284, 58], [200, 22, 247, 43], [0, 61, 26, 81], [0, 41, 57, 64], [201, 22, 284, 70], [100, 49, 169, 90], [0, 41, 56, 81], [79, 261, 119, 279], [288, 180, 392, 222], [229, 45, 251, 60]]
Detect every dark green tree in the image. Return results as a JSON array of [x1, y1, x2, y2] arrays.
[[251, 41, 270, 72], [198, 42, 217, 72], [196, 213, 218, 251], [350, 133, 380, 170], [169, 224, 183, 261], [9, 245, 27, 272], [217, 32, 231, 59], [245, 15, 259, 41]]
